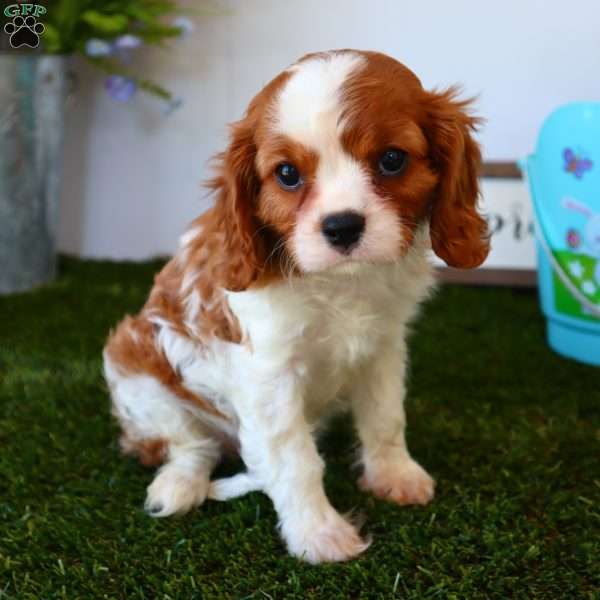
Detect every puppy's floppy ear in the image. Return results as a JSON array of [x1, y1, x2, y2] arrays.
[[424, 88, 489, 268], [209, 117, 264, 291]]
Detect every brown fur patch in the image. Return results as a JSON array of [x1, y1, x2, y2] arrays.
[[120, 435, 168, 467], [422, 88, 489, 268], [105, 315, 225, 418]]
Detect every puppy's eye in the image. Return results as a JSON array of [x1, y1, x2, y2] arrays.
[[378, 148, 407, 176], [275, 163, 302, 190]]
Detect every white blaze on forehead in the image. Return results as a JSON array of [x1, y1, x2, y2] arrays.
[[273, 52, 370, 214], [273, 52, 365, 151]]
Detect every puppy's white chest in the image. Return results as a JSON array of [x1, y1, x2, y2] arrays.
[[302, 293, 384, 368], [227, 266, 401, 402]]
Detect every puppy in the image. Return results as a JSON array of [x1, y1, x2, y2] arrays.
[[104, 50, 489, 563]]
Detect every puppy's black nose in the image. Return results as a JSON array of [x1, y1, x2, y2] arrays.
[[321, 211, 365, 252]]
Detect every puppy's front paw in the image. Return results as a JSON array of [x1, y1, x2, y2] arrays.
[[145, 467, 209, 517], [360, 457, 435, 506], [283, 511, 370, 564]]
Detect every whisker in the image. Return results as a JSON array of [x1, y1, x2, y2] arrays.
[[265, 237, 286, 267]]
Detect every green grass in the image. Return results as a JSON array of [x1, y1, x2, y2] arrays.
[[1, 257, 599, 599]]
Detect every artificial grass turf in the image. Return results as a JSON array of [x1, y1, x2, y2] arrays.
[[0, 257, 599, 600]]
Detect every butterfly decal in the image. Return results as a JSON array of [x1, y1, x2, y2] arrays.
[[563, 148, 593, 179], [566, 228, 581, 249]]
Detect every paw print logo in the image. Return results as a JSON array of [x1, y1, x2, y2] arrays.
[[4, 15, 45, 49]]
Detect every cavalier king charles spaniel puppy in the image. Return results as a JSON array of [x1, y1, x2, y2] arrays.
[[104, 49, 489, 563]]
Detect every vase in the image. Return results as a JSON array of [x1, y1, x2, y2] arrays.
[[0, 54, 68, 294]]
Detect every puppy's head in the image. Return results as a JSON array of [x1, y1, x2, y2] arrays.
[[211, 50, 489, 289]]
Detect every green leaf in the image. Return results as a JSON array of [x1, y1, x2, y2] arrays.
[[44, 0, 88, 51], [81, 10, 129, 34], [41, 23, 63, 53], [54, 0, 88, 27], [136, 23, 183, 43]]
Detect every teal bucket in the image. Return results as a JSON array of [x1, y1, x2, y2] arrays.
[[522, 102, 600, 367]]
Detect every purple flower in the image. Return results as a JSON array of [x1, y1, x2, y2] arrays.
[[114, 34, 142, 50], [172, 16, 195, 38], [85, 38, 113, 58], [112, 35, 142, 64], [105, 76, 137, 102]]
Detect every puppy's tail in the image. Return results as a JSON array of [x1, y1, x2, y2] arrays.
[[208, 472, 262, 501]]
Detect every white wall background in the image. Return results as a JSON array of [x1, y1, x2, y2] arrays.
[[58, 0, 600, 261]]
